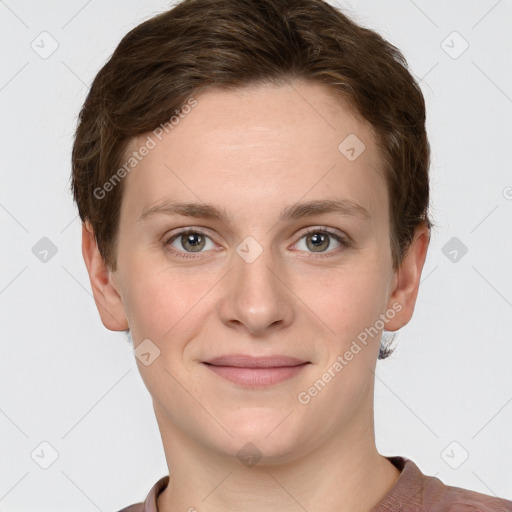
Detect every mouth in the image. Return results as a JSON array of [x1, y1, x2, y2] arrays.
[[202, 354, 311, 387]]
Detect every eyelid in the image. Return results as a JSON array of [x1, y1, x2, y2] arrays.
[[163, 225, 215, 240], [296, 225, 347, 240]]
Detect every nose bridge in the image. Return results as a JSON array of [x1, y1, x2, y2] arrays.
[[234, 235, 280, 307]]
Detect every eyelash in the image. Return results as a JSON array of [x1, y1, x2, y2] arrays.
[[163, 227, 351, 260]]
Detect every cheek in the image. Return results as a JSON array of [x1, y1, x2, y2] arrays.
[[121, 256, 219, 349], [118, 251, 169, 335], [294, 265, 386, 345], [122, 267, 207, 398]]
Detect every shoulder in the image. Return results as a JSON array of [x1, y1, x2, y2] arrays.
[[407, 458, 512, 512], [374, 457, 512, 512], [113, 475, 169, 512], [425, 481, 512, 512]]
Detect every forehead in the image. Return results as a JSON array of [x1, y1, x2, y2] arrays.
[[119, 80, 387, 227]]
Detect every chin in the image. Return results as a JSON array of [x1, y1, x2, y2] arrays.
[[212, 409, 305, 463]]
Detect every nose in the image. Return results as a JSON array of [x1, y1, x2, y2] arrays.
[[218, 239, 294, 337]]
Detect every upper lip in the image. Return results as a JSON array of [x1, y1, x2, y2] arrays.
[[203, 355, 309, 368]]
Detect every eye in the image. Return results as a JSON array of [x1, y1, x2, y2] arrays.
[[164, 228, 216, 258], [163, 226, 351, 260], [294, 227, 350, 257]]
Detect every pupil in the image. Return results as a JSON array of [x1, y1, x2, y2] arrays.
[[313, 233, 325, 244], [308, 232, 329, 252], [182, 232, 204, 252], [188, 234, 200, 245]]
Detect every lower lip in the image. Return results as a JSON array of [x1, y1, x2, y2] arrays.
[[203, 363, 309, 387]]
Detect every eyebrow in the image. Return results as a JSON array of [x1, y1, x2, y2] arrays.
[[137, 198, 371, 224]]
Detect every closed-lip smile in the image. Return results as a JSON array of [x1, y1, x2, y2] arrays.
[[202, 354, 310, 387]]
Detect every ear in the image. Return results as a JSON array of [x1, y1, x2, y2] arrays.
[[81, 221, 129, 331], [384, 223, 430, 332]]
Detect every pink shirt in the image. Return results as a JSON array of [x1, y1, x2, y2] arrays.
[[117, 456, 512, 511]]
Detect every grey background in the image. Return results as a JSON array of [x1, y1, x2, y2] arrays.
[[1, 0, 511, 510]]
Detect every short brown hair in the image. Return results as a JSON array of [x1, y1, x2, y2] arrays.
[[71, 0, 433, 358]]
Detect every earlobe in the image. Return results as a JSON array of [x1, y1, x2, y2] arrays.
[[81, 221, 129, 331], [384, 224, 430, 332]]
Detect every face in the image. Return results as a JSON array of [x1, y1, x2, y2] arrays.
[[85, 80, 427, 465]]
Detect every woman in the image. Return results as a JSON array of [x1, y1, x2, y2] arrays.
[[71, 0, 512, 510]]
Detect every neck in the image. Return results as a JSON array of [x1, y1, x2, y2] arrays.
[[154, 400, 400, 512]]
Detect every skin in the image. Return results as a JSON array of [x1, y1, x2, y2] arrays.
[[82, 80, 429, 512]]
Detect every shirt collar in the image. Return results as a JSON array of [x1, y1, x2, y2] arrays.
[[136, 456, 421, 512]]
